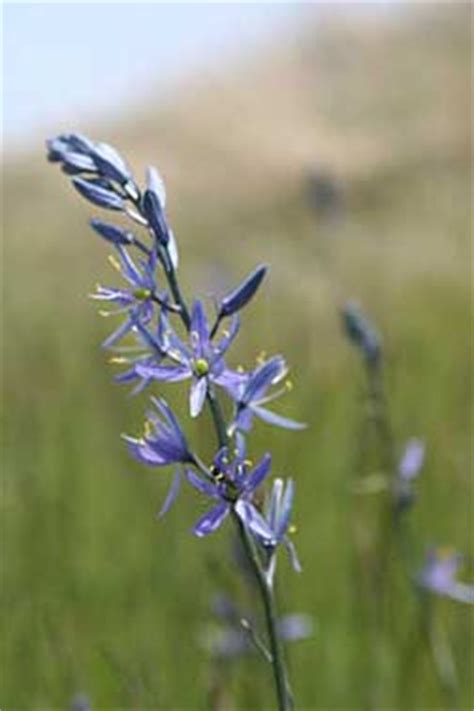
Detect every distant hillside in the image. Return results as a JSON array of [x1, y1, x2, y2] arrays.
[[5, 3, 470, 335]]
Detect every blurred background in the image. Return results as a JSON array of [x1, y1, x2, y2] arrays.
[[3, 2, 472, 709]]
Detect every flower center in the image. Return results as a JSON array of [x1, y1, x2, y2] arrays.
[[193, 358, 210, 377], [133, 287, 152, 300]]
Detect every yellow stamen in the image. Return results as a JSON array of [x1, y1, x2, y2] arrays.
[[288, 524, 297, 535], [108, 254, 121, 272], [108, 356, 128, 364]]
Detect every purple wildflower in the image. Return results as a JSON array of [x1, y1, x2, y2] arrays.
[[230, 356, 305, 433], [91, 246, 162, 349], [263, 477, 302, 581], [393, 438, 425, 512], [186, 449, 275, 541], [123, 397, 192, 467], [130, 300, 245, 417], [417, 548, 474, 603]]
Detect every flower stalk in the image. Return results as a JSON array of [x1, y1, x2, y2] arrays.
[[47, 132, 303, 710]]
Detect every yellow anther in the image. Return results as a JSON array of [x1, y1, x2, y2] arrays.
[[285, 380, 293, 391], [222, 329, 230, 338], [108, 356, 128, 364], [108, 254, 121, 272], [98, 310, 111, 318], [144, 421, 153, 438], [237, 365, 244, 373], [288, 524, 297, 535], [244, 459, 253, 468]]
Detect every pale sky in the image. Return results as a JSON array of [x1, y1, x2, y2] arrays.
[[3, 3, 299, 149]]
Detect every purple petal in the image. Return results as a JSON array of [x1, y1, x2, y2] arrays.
[[123, 436, 168, 466], [251, 405, 306, 430], [193, 501, 230, 537], [399, 439, 425, 481], [190, 377, 208, 418], [275, 478, 295, 540], [243, 356, 286, 404], [135, 363, 190, 383], [185, 469, 218, 498], [213, 367, 247, 400], [234, 500, 276, 544], [190, 300, 210, 357], [214, 315, 241, 356], [157, 469, 181, 518], [101, 316, 134, 349], [245, 453, 272, 493]]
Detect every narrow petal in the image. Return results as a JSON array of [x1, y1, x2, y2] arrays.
[[234, 500, 276, 544], [157, 469, 181, 519], [123, 436, 167, 466], [101, 317, 134, 349], [185, 469, 218, 498], [135, 363, 190, 383], [214, 315, 241, 356], [190, 377, 208, 418], [245, 453, 272, 493], [275, 478, 295, 540], [242, 356, 287, 405], [251, 405, 306, 430], [190, 300, 210, 357], [193, 502, 230, 537], [283, 537, 303, 573]]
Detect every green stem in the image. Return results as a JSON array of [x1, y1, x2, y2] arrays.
[[234, 513, 293, 711], [159, 244, 293, 710]]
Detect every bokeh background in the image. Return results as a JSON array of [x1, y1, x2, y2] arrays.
[[3, 3, 472, 709]]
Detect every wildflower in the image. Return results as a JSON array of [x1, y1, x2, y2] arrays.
[[417, 548, 474, 603], [342, 301, 381, 365], [262, 477, 302, 581], [131, 300, 245, 417], [230, 356, 305, 433], [394, 438, 425, 512], [186, 449, 274, 540], [123, 397, 193, 467], [91, 246, 161, 349]]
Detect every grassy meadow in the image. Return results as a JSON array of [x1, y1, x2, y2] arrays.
[[2, 6, 472, 710]]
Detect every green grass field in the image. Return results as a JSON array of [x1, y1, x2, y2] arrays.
[[3, 6, 472, 709]]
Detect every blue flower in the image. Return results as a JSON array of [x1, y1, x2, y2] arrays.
[[394, 438, 425, 512], [129, 300, 245, 417], [230, 356, 305, 433], [417, 548, 474, 603], [91, 246, 161, 349], [186, 449, 275, 540], [123, 396, 192, 467], [261, 478, 302, 582]]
